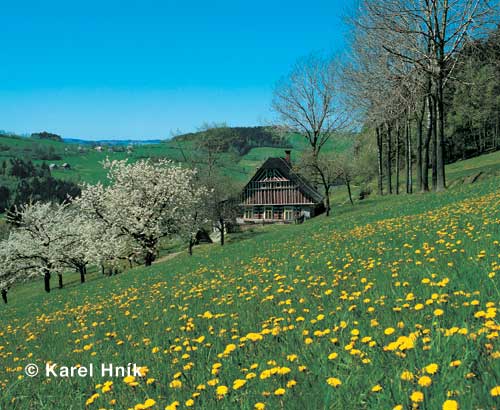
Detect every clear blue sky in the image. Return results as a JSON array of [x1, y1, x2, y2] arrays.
[[0, 0, 352, 140]]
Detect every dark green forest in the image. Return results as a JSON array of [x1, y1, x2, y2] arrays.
[[0, 159, 80, 212], [445, 29, 500, 161], [173, 126, 289, 155]]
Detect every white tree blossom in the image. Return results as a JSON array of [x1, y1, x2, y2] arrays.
[[6, 201, 76, 292], [0, 239, 29, 302], [76, 158, 208, 266]]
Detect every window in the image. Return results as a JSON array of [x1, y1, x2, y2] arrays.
[[265, 208, 273, 220], [244, 209, 252, 219], [274, 206, 283, 220], [284, 208, 293, 221]]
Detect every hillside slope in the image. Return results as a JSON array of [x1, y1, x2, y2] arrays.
[[0, 159, 499, 409], [0, 129, 348, 186]]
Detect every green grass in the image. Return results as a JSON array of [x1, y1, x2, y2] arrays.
[[446, 150, 500, 183], [1, 155, 499, 409]]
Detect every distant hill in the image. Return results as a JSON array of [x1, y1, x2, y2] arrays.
[[63, 138, 164, 146], [0, 127, 350, 186], [172, 126, 289, 156], [31, 131, 63, 142]]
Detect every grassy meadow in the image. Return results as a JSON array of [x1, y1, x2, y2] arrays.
[[0, 155, 499, 409]]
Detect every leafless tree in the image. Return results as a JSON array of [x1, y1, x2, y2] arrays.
[[272, 54, 349, 159], [343, 17, 422, 196], [356, 0, 495, 191], [272, 54, 350, 215]]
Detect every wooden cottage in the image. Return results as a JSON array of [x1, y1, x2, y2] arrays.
[[239, 150, 324, 224]]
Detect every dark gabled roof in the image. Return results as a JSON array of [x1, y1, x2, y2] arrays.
[[246, 157, 324, 204]]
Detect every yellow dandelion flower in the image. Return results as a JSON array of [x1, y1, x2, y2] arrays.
[[233, 379, 247, 390], [442, 399, 459, 410], [418, 375, 432, 387], [327, 377, 342, 387], [169, 379, 182, 389], [123, 375, 135, 384], [143, 399, 156, 408], [165, 401, 180, 410], [216, 385, 228, 398], [425, 363, 439, 374], [411, 391, 424, 403], [401, 370, 414, 381], [246, 333, 263, 342], [85, 393, 99, 406]]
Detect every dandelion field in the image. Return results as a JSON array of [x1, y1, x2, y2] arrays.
[[1, 177, 499, 410]]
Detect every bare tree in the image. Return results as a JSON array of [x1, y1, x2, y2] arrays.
[[343, 16, 422, 196], [358, 0, 495, 191], [272, 54, 349, 158], [204, 172, 241, 246], [272, 54, 350, 215]]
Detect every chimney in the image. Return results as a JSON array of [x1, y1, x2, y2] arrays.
[[285, 150, 291, 165]]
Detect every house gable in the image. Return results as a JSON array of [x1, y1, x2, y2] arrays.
[[240, 157, 323, 206]]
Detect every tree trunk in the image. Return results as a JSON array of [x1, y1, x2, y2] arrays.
[[431, 94, 438, 191], [495, 113, 499, 149], [345, 175, 353, 205], [436, 76, 446, 191], [145, 250, 155, 266], [396, 120, 400, 195], [416, 101, 425, 192], [44, 269, 51, 293], [58, 274, 63, 289], [386, 123, 393, 194], [406, 116, 412, 194], [188, 239, 194, 255], [376, 126, 384, 196], [422, 94, 433, 192], [79, 265, 86, 284], [101, 264, 105, 275], [219, 218, 225, 246], [325, 187, 331, 216], [1, 289, 7, 304]]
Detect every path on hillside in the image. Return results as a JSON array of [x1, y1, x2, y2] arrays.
[[154, 251, 182, 264]]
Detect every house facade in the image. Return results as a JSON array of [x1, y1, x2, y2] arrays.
[[238, 150, 324, 224]]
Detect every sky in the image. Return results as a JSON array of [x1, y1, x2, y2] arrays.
[[0, 0, 353, 140]]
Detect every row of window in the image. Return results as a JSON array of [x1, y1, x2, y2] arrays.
[[251, 181, 292, 189], [243, 206, 303, 220]]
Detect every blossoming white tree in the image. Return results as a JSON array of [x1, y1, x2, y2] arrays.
[[5, 201, 76, 292], [0, 240, 29, 303], [54, 208, 116, 283], [76, 158, 208, 266]]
